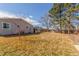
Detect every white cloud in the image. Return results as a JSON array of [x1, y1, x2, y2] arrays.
[[29, 15, 33, 18], [0, 11, 18, 18], [0, 11, 41, 26], [24, 17, 41, 26]]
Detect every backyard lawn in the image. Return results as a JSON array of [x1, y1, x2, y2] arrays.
[[0, 32, 78, 56]]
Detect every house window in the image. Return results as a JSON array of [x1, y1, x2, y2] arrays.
[[26, 26, 28, 28], [17, 25, 20, 27], [2, 23, 10, 29]]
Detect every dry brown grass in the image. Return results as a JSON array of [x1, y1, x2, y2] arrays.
[[0, 32, 78, 56]]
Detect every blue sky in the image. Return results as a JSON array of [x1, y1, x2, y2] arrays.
[[0, 3, 52, 21]]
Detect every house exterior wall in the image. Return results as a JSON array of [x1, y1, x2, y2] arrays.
[[0, 18, 34, 35]]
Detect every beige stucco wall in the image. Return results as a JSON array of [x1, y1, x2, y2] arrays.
[[0, 18, 34, 35]]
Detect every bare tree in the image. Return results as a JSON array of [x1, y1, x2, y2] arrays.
[[41, 14, 53, 31]]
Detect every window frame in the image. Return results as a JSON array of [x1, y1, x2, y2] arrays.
[[2, 22, 11, 30]]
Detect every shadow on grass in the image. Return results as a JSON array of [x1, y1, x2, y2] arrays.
[[0, 33, 41, 37]]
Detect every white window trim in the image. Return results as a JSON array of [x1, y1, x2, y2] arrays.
[[1, 22, 11, 30]]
